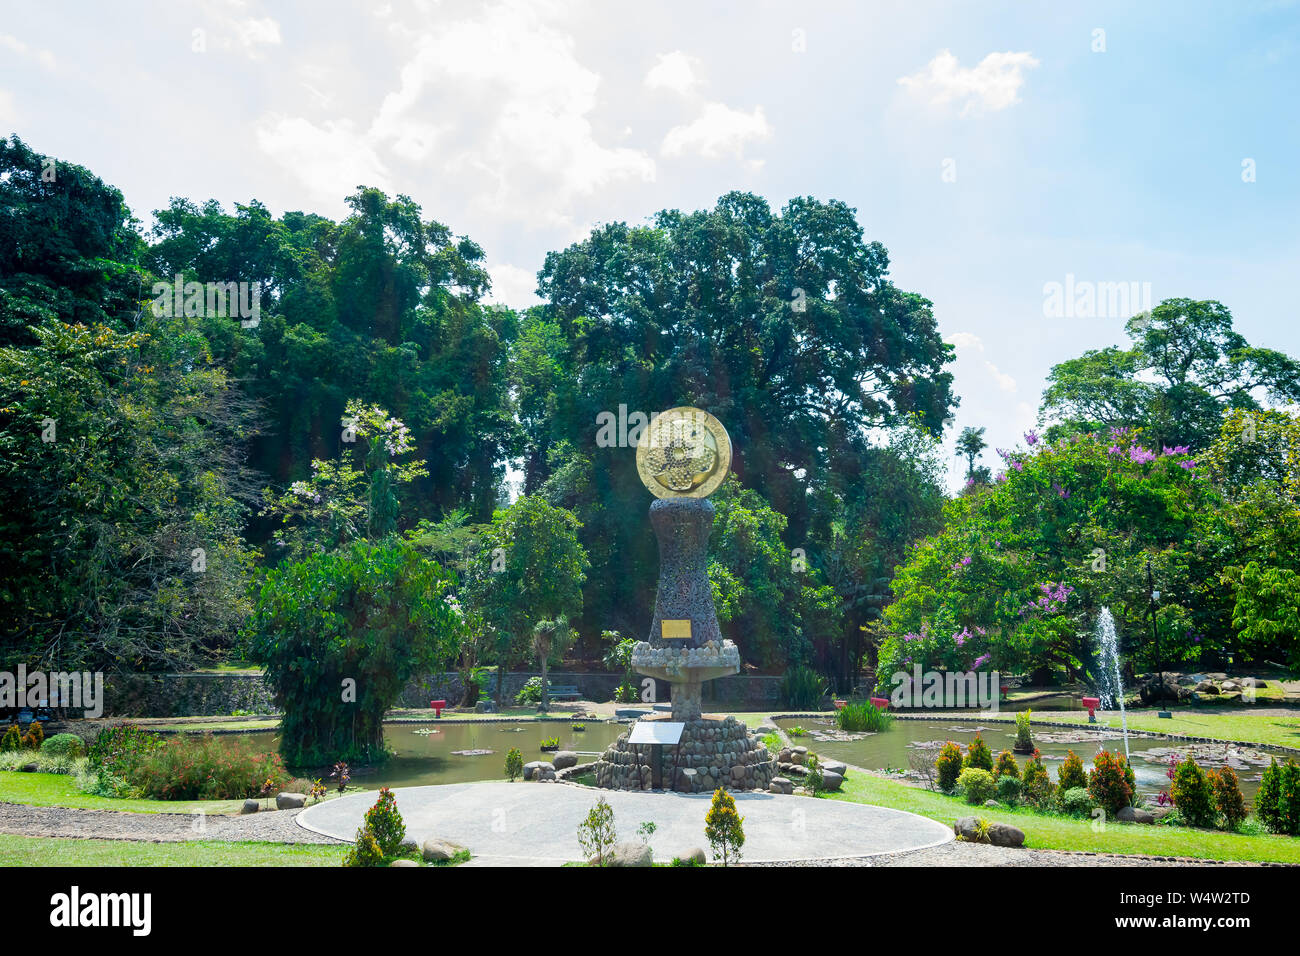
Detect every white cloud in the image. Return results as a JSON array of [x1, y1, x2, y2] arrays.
[[0, 89, 16, 126], [945, 331, 984, 351], [0, 33, 56, 70], [984, 361, 1017, 392], [487, 263, 543, 307], [231, 17, 281, 50], [199, 2, 282, 57], [898, 49, 1039, 115], [255, 115, 390, 209], [661, 102, 772, 159], [645, 51, 701, 95]]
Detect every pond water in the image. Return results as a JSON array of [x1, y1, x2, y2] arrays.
[[775, 717, 1289, 803], [234, 720, 623, 789]]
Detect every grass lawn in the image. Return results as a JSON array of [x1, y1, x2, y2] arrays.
[[0, 772, 362, 815], [138, 719, 281, 733], [0, 833, 346, 866], [828, 772, 1300, 864], [1030, 709, 1300, 750]]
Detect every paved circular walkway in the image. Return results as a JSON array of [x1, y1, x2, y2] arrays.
[[296, 782, 953, 864]]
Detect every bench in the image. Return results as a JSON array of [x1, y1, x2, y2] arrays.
[[547, 685, 582, 701]]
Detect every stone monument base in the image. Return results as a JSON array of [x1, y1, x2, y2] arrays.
[[592, 715, 775, 793]]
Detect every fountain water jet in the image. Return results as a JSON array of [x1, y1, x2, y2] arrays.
[[1094, 607, 1130, 761]]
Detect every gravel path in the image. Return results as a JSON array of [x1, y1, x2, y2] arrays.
[[0, 802, 347, 844]]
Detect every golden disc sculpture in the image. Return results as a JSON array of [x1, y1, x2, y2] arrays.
[[635, 406, 732, 499]]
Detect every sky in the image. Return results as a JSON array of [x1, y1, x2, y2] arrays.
[[2, 0, 1298, 489]]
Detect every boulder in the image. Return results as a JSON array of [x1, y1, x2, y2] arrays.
[[676, 847, 707, 865], [1220, 680, 1240, 692], [1195, 681, 1219, 694], [769, 776, 794, 795], [823, 760, 848, 777], [522, 760, 555, 781], [1116, 806, 1155, 824], [475, 700, 497, 713], [422, 837, 467, 863], [552, 751, 578, 770], [389, 859, 419, 867], [19, 763, 37, 773], [600, 841, 653, 867], [777, 748, 793, 762], [241, 799, 260, 814], [275, 791, 306, 810], [1238, 677, 1260, 688], [954, 816, 1025, 847], [820, 771, 844, 792]]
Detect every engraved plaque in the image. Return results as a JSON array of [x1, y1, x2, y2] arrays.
[[661, 619, 692, 639]]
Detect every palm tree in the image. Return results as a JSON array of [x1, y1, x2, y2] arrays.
[[532, 616, 573, 713], [956, 426, 987, 481]]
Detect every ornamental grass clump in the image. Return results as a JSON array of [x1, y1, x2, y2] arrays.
[[935, 741, 964, 793], [835, 700, 893, 732]]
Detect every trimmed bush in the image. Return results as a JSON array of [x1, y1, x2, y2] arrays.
[[343, 827, 385, 868], [1022, 753, 1054, 809], [41, 733, 85, 759], [1257, 759, 1300, 836], [964, 734, 993, 772], [1208, 766, 1247, 831], [1170, 756, 1215, 828], [505, 747, 523, 782], [1014, 710, 1033, 751], [1057, 749, 1087, 793], [935, 741, 964, 793], [993, 750, 1019, 780], [0, 724, 21, 752], [1061, 787, 1093, 816], [23, 722, 44, 750], [957, 767, 996, 805], [996, 774, 1023, 805], [363, 787, 406, 857], [1088, 750, 1134, 817]]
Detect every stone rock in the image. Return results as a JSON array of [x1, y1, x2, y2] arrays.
[[389, 859, 419, 867], [677, 847, 707, 865], [823, 760, 847, 777], [778, 748, 792, 762], [820, 771, 844, 792], [1195, 680, 1218, 694], [19, 763, 37, 773], [422, 837, 467, 863], [1148, 806, 1175, 821], [769, 776, 793, 795], [475, 700, 497, 713], [1220, 680, 1240, 692], [241, 799, 260, 814], [600, 841, 653, 867], [1116, 806, 1155, 824], [553, 751, 578, 770], [984, 799, 1000, 808], [954, 816, 1025, 847], [1238, 677, 1260, 688], [275, 791, 306, 810], [523, 760, 555, 781]]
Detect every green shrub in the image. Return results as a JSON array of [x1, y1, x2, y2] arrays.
[[363, 787, 406, 857], [1061, 787, 1093, 816], [41, 733, 85, 759], [1208, 766, 1247, 831], [23, 722, 44, 749], [505, 747, 523, 782], [781, 665, 827, 710], [1057, 749, 1087, 792], [993, 750, 1019, 780], [704, 788, 745, 866], [1022, 753, 1054, 809], [957, 767, 996, 805], [996, 774, 1023, 805], [1088, 750, 1134, 817], [935, 741, 964, 793], [964, 734, 993, 772], [343, 827, 385, 867], [1170, 756, 1215, 828], [804, 754, 824, 794], [87, 724, 164, 782], [0, 724, 21, 752], [1258, 759, 1300, 835], [516, 676, 544, 704], [835, 700, 893, 732], [578, 796, 617, 865], [1014, 710, 1033, 750]]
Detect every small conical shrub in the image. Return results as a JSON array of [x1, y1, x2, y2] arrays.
[[993, 750, 1020, 780], [1057, 749, 1087, 792], [935, 741, 963, 793], [964, 734, 993, 772], [705, 788, 745, 866], [1208, 766, 1246, 831], [0, 724, 21, 752], [343, 827, 384, 867]]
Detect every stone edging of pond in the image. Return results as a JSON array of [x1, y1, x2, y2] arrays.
[[768, 712, 1300, 757], [140, 714, 603, 735]]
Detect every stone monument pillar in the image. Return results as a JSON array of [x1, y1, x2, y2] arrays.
[[591, 407, 774, 793]]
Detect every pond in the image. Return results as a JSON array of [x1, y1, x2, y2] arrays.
[[233, 720, 624, 789], [775, 716, 1290, 803]]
